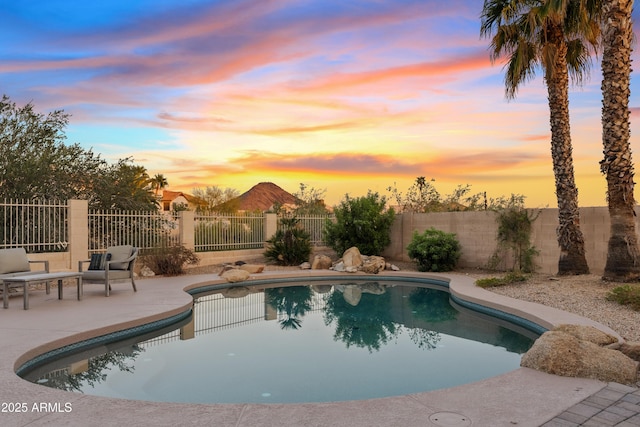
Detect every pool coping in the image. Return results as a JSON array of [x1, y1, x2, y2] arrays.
[[0, 270, 616, 426]]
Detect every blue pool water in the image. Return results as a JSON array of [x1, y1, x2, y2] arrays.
[[23, 279, 537, 404]]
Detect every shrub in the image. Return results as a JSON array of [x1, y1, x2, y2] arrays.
[[142, 243, 199, 276], [264, 217, 312, 266], [475, 272, 528, 288], [406, 228, 461, 272], [488, 207, 539, 273], [606, 285, 640, 311], [323, 191, 395, 256]]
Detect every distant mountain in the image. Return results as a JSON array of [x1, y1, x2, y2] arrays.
[[230, 182, 299, 212]]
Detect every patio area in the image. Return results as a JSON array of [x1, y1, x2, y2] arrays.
[[0, 270, 632, 426]]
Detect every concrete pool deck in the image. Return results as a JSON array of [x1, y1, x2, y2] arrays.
[[0, 270, 637, 427]]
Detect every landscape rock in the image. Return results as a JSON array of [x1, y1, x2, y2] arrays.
[[299, 262, 311, 270], [553, 324, 618, 346], [361, 256, 386, 274], [521, 330, 638, 384], [386, 262, 400, 271], [331, 261, 345, 272], [312, 255, 333, 270], [220, 268, 250, 283], [342, 247, 363, 269], [140, 265, 155, 277], [619, 342, 640, 362], [239, 264, 265, 274], [332, 249, 394, 274], [219, 264, 236, 274]]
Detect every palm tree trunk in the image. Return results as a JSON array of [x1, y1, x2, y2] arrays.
[[546, 35, 590, 275], [600, 0, 640, 281]]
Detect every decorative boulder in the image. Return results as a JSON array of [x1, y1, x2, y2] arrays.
[[619, 342, 640, 362], [299, 262, 311, 270], [140, 265, 155, 277], [219, 264, 236, 274], [331, 261, 345, 272], [361, 256, 386, 274], [312, 255, 332, 270], [220, 268, 250, 283], [342, 247, 363, 269], [553, 324, 618, 346], [239, 264, 265, 274], [521, 330, 638, 384], [385, 262, 400, 271]]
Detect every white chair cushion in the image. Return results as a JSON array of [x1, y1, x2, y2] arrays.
[[106, 245, 134, 270], [0, 248, 30, 274]]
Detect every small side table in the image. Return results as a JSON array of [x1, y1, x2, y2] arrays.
[[3, 272, 83, 310]]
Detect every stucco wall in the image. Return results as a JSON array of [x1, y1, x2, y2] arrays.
[[383, 207, 640, 276]]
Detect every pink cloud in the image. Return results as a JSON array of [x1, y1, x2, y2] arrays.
[[223, 150, 547, 179], [289, 52, 491, 95], [2, 0, 478, 93], [158, 112, 233, 125]]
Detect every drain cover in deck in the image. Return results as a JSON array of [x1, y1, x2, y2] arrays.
[[429, 412, 472, 426]]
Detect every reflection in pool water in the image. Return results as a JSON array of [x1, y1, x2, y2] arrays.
[[23, 280, 536, 404]]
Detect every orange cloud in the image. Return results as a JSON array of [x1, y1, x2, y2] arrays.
[[290, 52, 491, 95], [218, 149, 547, 179]]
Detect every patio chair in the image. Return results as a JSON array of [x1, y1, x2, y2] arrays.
[[0, 247, 51, 300], [0, 247, 50, 281], [79, 245, 138, 297]]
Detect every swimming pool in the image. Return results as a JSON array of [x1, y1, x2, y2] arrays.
[[21, 277, 539, 404]]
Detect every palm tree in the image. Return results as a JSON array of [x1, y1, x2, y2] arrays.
[[150, 173, 169, 197], [599, 0, 640, 281], [481, 0, 600, 275]]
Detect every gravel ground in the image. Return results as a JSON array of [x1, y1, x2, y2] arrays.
[[186, 252, 640, 344], [471, 272, 640, 343]]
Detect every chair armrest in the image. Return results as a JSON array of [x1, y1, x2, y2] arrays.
[[78, 260, 91, 272], [29, 260, 50, 273]]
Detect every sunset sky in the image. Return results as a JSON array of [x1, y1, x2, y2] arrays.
[[2, 0, 639, 207]]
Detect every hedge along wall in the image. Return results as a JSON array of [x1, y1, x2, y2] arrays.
[[382, 207, 640, 276]]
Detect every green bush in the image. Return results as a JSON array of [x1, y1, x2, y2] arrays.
[[606, 285, 640, 311], [406, 228, 461, 272], [475, 272, 528, 288], [323, 191, 395, 256], [489, 208, 539, 273], [264, 217, 312, 266], [142, 243, 199, 276]]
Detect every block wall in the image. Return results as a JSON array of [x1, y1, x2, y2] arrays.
[[383, 207, 640, 276]]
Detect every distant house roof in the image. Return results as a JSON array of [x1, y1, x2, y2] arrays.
[[161, 190, 197, 204], [160, 190, 205, 211]]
